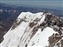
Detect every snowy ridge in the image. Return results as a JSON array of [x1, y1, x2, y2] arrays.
[[0, 12, 63, 47]]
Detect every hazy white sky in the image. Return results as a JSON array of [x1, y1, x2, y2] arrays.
[[0, 0, 63, 8]]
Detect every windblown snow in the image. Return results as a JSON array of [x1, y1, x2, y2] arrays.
[[0, 12, 63, 47]]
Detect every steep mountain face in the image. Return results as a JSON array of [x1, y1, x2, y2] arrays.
[[0, 12, 63, 47], [0, 3, 63, 43]]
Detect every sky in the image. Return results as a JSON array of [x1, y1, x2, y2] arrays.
[[0, 0, 63, 8]]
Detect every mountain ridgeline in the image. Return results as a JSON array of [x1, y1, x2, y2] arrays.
[[0, 12, 63, 47], [0, 3, 63, 34]]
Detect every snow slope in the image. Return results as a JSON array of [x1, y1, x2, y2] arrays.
[[28, 27, 57, 47], [0, 12, 63, 47]]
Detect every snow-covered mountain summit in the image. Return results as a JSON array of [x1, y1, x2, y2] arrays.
[[0, 12, 63, 47]]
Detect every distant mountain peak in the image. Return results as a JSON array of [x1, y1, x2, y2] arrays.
[[0, 12, 63, 47]]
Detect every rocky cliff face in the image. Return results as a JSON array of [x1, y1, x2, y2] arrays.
[[0, 12, 63, 47]]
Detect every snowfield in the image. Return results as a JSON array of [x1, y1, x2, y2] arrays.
[[0, 12, 63, 47], [28, 27, 57, 47]]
